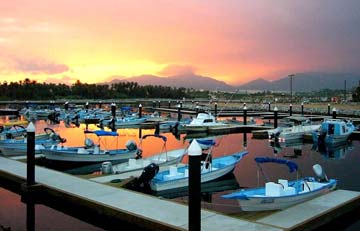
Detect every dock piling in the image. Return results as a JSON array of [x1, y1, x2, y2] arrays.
[[274, 107, 278, 128], [188, 140, 202, 231]]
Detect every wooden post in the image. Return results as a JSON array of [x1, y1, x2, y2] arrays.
[[26, 122, 35, 186], [177, 104, 181, 121], [274, 106, 278, 128], [328, 104, 331, 116], [289, 104, 292, 116], [243, 105, 247, 125], [301, 102, 304, 115], [268, 102, 271, 112], [188, 140, 202, 231], [214, 102, 218, 117], [138, 104, 142, 118], [332, 107, 337, 119]]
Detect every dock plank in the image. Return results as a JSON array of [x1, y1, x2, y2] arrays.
[[256, 190, 360, 230]]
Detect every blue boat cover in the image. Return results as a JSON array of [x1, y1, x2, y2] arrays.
[[141, 134, 167, 142], [84, 130, 119, 136], [255, 157, 298, 172]]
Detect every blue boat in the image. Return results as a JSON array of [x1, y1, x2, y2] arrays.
[[149, 150, 248, 192], [222, 157, 337, 211], [42, 130, 138, 164], [312, 119, 355, 146]]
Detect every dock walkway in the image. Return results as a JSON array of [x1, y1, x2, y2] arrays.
[[1, 156, 360, 230]]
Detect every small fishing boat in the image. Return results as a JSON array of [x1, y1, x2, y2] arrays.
[[149, 150, 249, 192], [42, 130, 138, 164], [0, 127, 66, 156], [0, 124, 26, 140], [312, 119, 355, 146], [222, 157, 337, 211], [182, 113, 228, 133], [268, 116, 320, 142], [107, 134, 187, 174]]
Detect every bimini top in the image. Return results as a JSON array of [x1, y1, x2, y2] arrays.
[[141, 134, 167, 142], [255, 157, 298, 173], [84, 130, 119, 136]]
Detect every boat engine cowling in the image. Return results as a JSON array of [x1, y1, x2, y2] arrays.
[[101, 161, 113, 174], [137, 163, 159, 185], [84, 138, 95, 148], [125, 140, 137, 151], [313, 164, 329, 182]]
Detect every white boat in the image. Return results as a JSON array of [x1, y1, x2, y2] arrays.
[[149, 150, 249, 192], [268, 116, 320, 141], [43, 130, 138, 164], [182, 113, 228, 133], [313, 119, 355, 146], [109, 134, 187, 174], [222, 157, 337, 211], [99, 116, 147, 128], [0, 127, 66, 157]]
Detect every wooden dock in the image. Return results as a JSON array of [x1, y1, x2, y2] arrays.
[[1, 156, 360, 230]]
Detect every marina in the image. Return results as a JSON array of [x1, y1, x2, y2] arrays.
[[1, 103, 360, 230]]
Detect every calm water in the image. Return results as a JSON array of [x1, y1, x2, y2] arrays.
[[1, 116, 360, 230]]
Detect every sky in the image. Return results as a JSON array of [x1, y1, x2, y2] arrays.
[[0, 0, 359, 85]]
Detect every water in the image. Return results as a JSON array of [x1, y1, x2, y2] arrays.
[[1, 117, 360, 230]]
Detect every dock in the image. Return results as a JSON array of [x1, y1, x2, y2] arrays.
[[1, 156, 360, 230]]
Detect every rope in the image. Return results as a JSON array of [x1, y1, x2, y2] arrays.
[[216, 89, 240, 118]]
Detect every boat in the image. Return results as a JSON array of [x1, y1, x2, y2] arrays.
[[182, 113, 228, 133], [312, 119, 355, 146], [268, 116, 320, 142], [149, 150, 249, 192], [42, 130, 139, 164], [221, 157, 337, 211], [107, 134, 187, 174], [0, 124, 26, 140], [99, 116, 147, 128], [0, 127, 66, 156]]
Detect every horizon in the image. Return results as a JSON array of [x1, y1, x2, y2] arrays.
[[1, 1, 360, 85]]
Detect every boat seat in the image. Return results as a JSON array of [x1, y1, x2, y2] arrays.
[[163, 166, 183, 180], [283, 186, 296, 195], [265, 182, 283, 196], [278, 179, 288, 188]]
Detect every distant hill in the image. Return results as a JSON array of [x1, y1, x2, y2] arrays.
[[105, 72, 360, 92], [237, 73, 360, 92], [106, 74, 234, 91]]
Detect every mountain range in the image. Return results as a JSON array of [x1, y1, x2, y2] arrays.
[[106, 72, 360, 92]]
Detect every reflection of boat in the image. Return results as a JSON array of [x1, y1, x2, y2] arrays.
[[312, 119, 355, 146], [182, 113, 228, 133], [314, 141, 353, 160], [222, 157, 337, 211], [43, 130, 138, 164], [149, 150, 248, 192], [108, 134, 187, 174], [269, 140, 303, 157]]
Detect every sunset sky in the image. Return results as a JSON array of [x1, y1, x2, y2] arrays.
[[0, 0, 359, 85]]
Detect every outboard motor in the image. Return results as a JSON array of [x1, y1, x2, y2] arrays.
[[125, 140, 137, 151], [84, 138, 95, 148], [137, 163, 159, 185], [313, 164, 329, 182], [101, 161, 113, 174]]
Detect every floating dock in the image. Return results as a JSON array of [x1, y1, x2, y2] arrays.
[[1, 156, 360, 230]]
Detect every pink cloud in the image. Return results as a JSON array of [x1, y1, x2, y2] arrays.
[[13, 57, 69, 74]]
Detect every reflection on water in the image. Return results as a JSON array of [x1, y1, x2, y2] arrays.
[[2, 115, 360, 230]]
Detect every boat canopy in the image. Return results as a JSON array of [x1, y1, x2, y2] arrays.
[[141, 134, 167, 142], [255, 157, 298, 173], [84, 130, 119, 136]]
